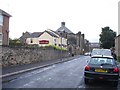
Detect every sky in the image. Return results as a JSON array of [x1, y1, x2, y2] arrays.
[[0, 0, 119, 42]]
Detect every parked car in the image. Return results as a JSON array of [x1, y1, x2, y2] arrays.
[[84, 52, 91, 56], [91, 49, 112, 56], [84, 55, 119, 87]]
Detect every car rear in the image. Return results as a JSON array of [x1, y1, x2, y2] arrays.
[[84, 56, 119, 86]]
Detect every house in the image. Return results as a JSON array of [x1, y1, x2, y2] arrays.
[[26, 29, 67, 48], [19, 31, 31, 45], [56, 22, 73, 34], [56, 22, 87, 55], [84, 39, 90, 53], [89, 42, 100, 51], [115, 35, 120, 57], [115, 2, 120, 57], [0, 9, 11, 46]]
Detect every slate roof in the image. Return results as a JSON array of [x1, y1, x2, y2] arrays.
[[45, 30, 59, 38], [0, 9, 12, 17], [19, 32, 31, 39], [20, 30, 60, 39], [30, 32, 43, 38], [56, 22, 73, 34], [56, 27, 73, 34]]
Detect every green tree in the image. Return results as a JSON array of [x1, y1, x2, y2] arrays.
[[99, 26, 116, 49], [9, 38, 21, 46]]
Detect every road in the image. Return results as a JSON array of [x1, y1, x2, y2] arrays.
[[2, 56, 120, 89]]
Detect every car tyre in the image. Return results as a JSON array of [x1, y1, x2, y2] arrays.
[[84, 78, 89, 84], [113, 81, 118, 87]]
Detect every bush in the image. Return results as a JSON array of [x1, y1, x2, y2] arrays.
[[45, 45, 67, 51]]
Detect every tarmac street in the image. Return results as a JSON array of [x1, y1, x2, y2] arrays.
[[2, 56, 120, 89]]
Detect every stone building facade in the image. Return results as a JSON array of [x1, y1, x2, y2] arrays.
[[56, 22, 89, 55]]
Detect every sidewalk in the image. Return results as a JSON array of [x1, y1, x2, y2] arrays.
[[2, 55, 81, 78]]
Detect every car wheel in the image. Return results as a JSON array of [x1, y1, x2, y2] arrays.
[[113, 81, 118, 87], [84, 78, 89, 84]]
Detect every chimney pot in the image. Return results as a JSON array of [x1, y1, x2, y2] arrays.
[[61, 22, 65, 27]]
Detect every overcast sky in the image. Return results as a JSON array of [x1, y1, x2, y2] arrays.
[[0, 0, 119, 42]]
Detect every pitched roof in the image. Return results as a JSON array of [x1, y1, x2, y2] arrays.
[[56, 22, 73, 34], [45, 30, 59, 38], [0, 9, 12, 17], [19, 31, 31, 39], [56, 27, 73, 34], [30, 32, 43, 38]]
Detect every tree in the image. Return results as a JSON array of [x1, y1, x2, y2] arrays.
[[99, 26, 116, 49], [9, 38, 22, 46]]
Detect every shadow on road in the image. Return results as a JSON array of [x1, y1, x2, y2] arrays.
[[85, 80, 119, 90]]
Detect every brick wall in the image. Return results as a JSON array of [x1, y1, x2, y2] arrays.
[[115, 35, 120, 57], [2, 15, 9, 46]]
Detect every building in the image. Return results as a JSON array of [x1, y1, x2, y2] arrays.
[[56, 22, 88, 55], [56, 22, 73, 34], [115, 2, 120, 57], [89, 42, 100, 51], [84, 39, 90, 53], [115, 35, 120, 57], [26, 29, 67, 48], [118, 1, 120, 35], [0, 9, 11, 46], [19, 31, 42, 45], [19, 31, 31, 45]]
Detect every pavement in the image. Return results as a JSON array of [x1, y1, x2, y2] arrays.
[[1, 55, 81, 78]]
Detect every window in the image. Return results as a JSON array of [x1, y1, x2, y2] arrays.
[[54, 39, 56, 42], [0, 34, 2, 45], [0, 14, 3, 26], [89, 58, 114, 65], [30, 38, 33, 43], [0, 34, 2, 40]]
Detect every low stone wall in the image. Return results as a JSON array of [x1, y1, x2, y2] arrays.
[[1, 47, 70, 67]]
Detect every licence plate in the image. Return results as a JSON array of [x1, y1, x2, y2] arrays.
[[95, 69, 108, 73]]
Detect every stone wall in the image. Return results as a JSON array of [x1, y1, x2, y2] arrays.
[[1, 47, 70, 67]]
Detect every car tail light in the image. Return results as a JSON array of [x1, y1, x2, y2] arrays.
[[85, 65, 90, 71], [113, 67, 119, 73]]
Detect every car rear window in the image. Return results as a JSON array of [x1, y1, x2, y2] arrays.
[[89, 57, 114, 65]]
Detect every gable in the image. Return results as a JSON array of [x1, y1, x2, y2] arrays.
[[39, 32, 53, 39]]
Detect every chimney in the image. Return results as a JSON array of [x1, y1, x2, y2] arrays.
[[22, 32, 25, 36], [61, 22, 65, 27]]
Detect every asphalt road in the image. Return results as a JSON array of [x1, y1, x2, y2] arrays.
[[2, 56, 120, 89]]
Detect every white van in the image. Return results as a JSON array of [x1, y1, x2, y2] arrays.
[[91, 49, 112, 56]]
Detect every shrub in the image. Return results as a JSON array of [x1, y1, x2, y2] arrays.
[[45, 45, 67, 51]]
